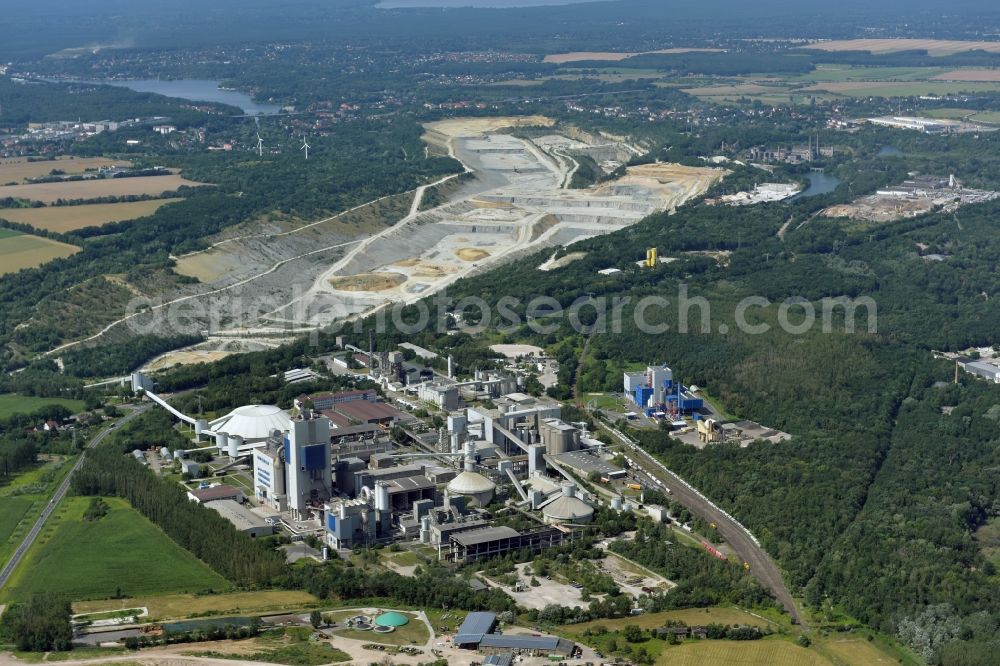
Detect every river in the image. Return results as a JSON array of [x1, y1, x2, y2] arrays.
[[73, 79, 281, 115]]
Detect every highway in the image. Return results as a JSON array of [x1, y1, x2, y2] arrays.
[[606, 425, 804, 625], [0, 405, 149, 591]]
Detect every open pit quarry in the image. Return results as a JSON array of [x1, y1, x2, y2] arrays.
[[63, 117, 725, 366]]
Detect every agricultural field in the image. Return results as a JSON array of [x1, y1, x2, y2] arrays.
[[818, 637, 911, 665], [1, 497, 230, 603], [74, 590, 319, 621], [0, 393, 85, 418], [0, 174, 203, 204], [657, 639, 832, 665], [802, 81, 1000, 97], [787, 65, 946, 83], [0, 229, 79, 275], [0, 198, 182, 232], [543, 48, 723, 63], [0, 157, 129, 185], [803, 39, 1000, 56]]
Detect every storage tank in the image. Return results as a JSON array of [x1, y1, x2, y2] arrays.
[[214, 431, 228, 452], [194, 419, 208, 438], [160, 446, 170, 459], [419, 514, 432, 543], [375, 482, 391, 512], [611, 495, 624, 512], [446, 471, 496, 507], [227, 434, 243, 458], [542, 483, 594, 525]]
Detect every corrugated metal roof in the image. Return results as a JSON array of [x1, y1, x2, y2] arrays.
[[479, 634, 562, 650], [453, 611, 497, 644], [451, 526, 520, 547], [484, 654, 513, 666]]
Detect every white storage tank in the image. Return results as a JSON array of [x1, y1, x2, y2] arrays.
[[215, 431, 228, 452], [542, 483, 594, 525], [227, 434, 243, 458], [375, 482, 391, 512]]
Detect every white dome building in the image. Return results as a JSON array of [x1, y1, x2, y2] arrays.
[[542, 483, 594, 525], [446, 471, 497, 507], [209, 405, 292, 443]]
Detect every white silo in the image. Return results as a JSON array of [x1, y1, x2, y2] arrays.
[[195, 419, 208, 439], [215, 431, 228, 452], [464, 438, 476, 472], [228, 434, 243, 458], [419, 514, 432, 543], [375, 482, 391, 512], [611, 495, 624, 511]]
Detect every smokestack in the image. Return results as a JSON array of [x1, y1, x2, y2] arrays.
[[447, 355, 454, 379]]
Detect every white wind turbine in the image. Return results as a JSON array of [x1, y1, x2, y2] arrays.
[[255, 132, 264, 157], [300, 135, 310, 160]]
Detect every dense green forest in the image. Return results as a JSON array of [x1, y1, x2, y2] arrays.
[[0, 594, 73, 652]]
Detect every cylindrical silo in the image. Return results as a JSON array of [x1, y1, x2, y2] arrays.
[[228, 434, 242, 458], [215, 431, 228, 452], [375, 482, 390, 512]]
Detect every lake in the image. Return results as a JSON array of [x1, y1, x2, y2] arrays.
[[377, 0, 603, 6], [77, 79, 281, 115], [791, 172, 841, 199]]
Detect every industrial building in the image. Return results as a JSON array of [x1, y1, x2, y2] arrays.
[[624, 364, 704, 417], [187, 484, 244, 504], [204, 499, 275, 538], [448, 524, 573, 563], [294, 389, 377, 412], [417, 382, 460, 410], [963, 360, 1000, 383], [139, 372, 611, 568], [252, 411, 332, 520], [453, 612, 575, 657]]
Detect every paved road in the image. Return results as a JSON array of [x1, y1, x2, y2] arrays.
[[0, 405, 149, 590], [607, 425, 804, 625]]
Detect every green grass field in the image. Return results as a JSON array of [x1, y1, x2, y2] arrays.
[[0, 496, 34, 556], [787, 65, 945, 83], [0, 232, 79, 275], [0, 457, 77, 565], [0, 393, 85, 419], [335, 616, 429, 646], [1, 497, 229, 602]]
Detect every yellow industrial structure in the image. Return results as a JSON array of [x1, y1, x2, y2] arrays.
[[645, 247, 658, 268]]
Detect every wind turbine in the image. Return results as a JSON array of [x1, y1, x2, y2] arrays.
[[256, 133, 264, 157], [300, 135, 310, 160]]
